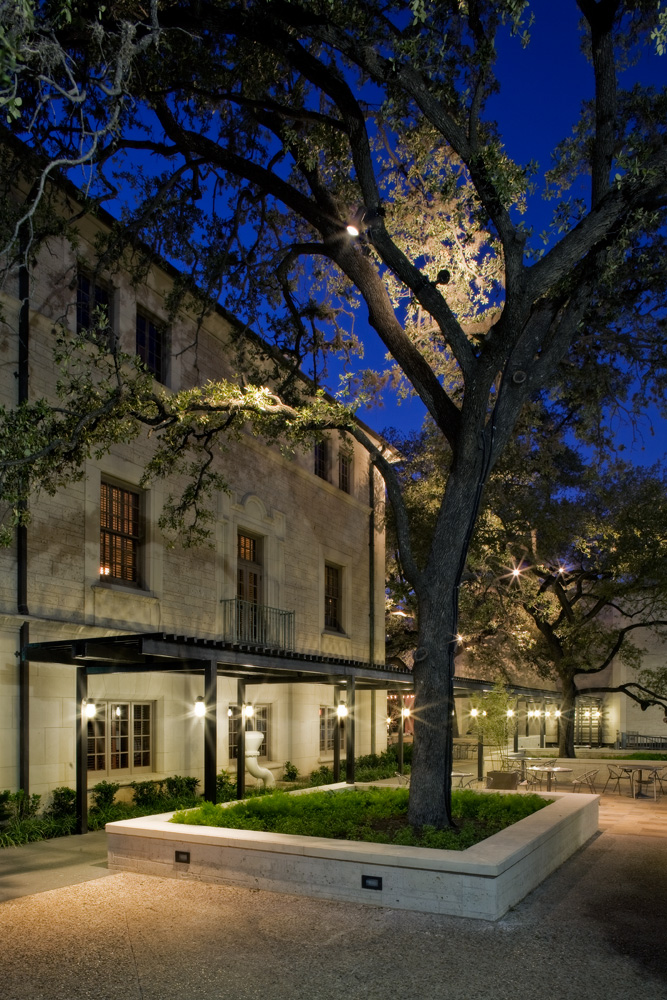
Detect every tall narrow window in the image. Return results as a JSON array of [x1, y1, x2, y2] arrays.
[[100, 482, 141, 584], [319, 706, 344, 752], [324, 564, 342, 631], [237, 532, 262, 641], [136, 310, 166, 383], [338, 452, 351, 493], [77, 271, 112, 343], [314, 440, 329, 480]]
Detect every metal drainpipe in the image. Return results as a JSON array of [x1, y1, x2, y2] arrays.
[[368, 462, 376, 754], [17, 237, 29, 615], [18, 237, 30, 794]]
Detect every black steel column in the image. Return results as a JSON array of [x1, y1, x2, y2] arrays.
[[397, 693, 404, 774], [345, 677, 356, 784], [19, 623, 29, 794], [75, 667, 88, 835], [203, 661, 217, 802], [236, 679, 245, 799], [333, 685, 341, 782], [540, 701, 546, 748]]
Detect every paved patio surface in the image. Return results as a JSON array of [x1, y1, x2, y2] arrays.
[[0, 793, 665, 1000]]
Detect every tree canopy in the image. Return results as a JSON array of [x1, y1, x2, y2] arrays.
[[1, 0, 666, 827], [386, 415, 667, 756]]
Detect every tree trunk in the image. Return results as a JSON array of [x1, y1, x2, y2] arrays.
[[558, 678, 577, 758], [407, 597, 457, 830]]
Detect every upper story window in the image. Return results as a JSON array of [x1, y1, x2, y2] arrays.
[[338, 452, 352, 493], [136, 310, 167, 383], [100, 481, 141, 585], [314, 440, 329, 481], [77, 271, 112, 343], [324, 564, 342, 631]]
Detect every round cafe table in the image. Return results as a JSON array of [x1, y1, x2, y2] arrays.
[[527, 765, 573, 792]]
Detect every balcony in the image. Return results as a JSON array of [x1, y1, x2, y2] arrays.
[[221, 598, 295, 651]]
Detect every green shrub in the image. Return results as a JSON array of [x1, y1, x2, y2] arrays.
[[163, 775, 200, 802], [282, 761, 299, 782], [0, 789, 41, 822], [131, 776, 201, 811], [91, 780, 120, 811], [47, 786, 76, 820], [171, 786, 549, 850], [130, 779, 162, 809], [308, 764, 335, 786], [216, 770, 236, 801]]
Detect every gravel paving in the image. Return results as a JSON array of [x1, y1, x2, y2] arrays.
[[1, 821, 666, 1000]]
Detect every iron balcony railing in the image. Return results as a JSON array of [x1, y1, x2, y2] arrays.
[[221, 598, 295, 651]]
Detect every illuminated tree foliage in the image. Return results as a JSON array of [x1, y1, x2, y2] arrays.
[[1, 1, 667, 827]]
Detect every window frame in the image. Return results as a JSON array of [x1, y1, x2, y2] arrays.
[[136, 308, 168, 384], [338, 451, 352, 493], [324, 563, 343, 632], [319, 706, 345, 753], [228, 704, 270, 760], [76, 270, 114, 346], [314, 439, 329, 481], [87, 700, 154, 777], [99, 480, 143, 586]]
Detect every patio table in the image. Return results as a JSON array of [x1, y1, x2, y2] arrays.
[[620, 763, 661, 799], [527, 766, 573, 792]]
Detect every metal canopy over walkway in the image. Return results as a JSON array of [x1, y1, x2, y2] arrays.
[[22, 631, 413, 833]]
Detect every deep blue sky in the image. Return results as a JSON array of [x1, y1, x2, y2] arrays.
[[357, 3, 666, 467]]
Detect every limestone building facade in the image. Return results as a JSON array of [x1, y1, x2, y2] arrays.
[[0, 198, 403, 805]]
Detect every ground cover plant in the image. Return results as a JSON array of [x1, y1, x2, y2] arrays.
[[596, 753, 667, 761], [171, 787, 549, 851], [307, 744, 412, 786]]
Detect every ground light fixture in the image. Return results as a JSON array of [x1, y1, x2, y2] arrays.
[[194, 696, 206, 717]]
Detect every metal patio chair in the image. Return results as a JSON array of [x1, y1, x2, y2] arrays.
[[571, 769, 599, 793], [642, 767, 662, 801], [601, 763, 634, 795]]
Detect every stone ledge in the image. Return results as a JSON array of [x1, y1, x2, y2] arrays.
[[106, 787, 599, 920]]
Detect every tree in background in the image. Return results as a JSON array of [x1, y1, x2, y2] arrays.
[[1, 1, 667, 828], [387, 415, 667, 757]]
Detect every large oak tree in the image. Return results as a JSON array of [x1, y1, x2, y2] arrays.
[[1, 1, 667, 828]]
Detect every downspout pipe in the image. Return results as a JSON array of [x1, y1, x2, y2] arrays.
[[17, 231, 29, 615], [18, 228, 30, 795], [244, 731, 275, 788]]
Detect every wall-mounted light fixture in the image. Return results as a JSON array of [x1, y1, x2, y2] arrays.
[[194, 696, 206, 718], [336, 703, 348, 718], [84, 699, 96, 719]]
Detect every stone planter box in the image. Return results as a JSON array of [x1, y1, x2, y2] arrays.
[[106, 786, 598, 921]]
